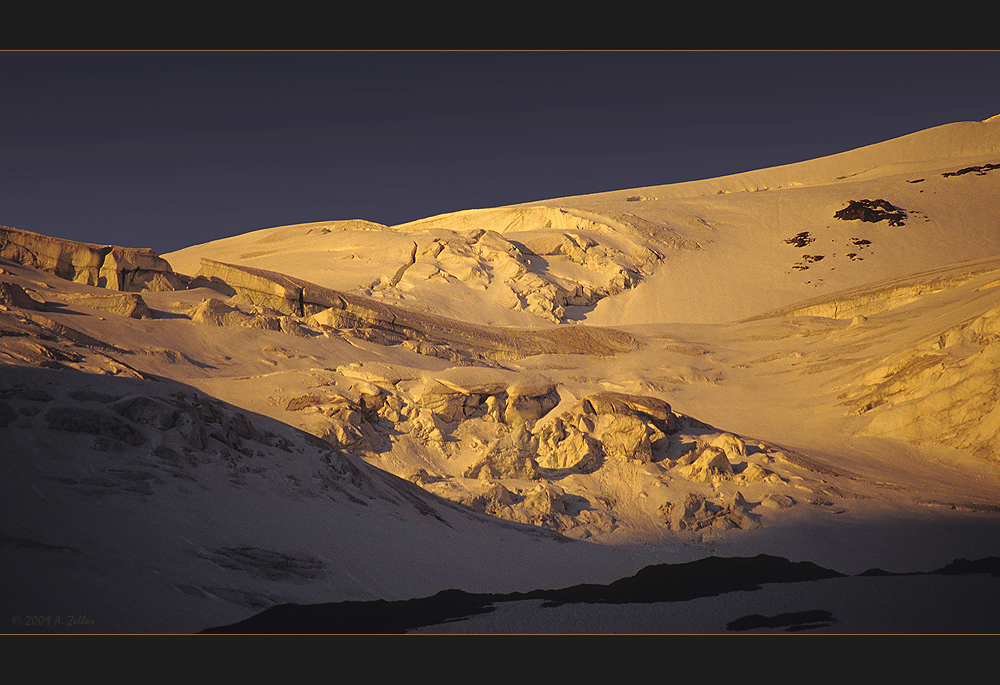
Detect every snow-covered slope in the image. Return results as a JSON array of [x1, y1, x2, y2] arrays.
[[4, 115, 1000, 633], [166, 116, 1000, 326]]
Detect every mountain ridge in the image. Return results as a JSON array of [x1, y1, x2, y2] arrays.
[[4, 115, 1000, 634]]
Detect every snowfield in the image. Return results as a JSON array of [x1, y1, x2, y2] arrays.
[[3, 115, 1000, 634]]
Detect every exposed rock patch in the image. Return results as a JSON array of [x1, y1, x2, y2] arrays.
[[834, 199, 907, 226], [942, 162, 1000, 177], [784, 232, 815, 248]]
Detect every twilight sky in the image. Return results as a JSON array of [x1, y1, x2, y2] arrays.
[[3, 50, 1000, 255]]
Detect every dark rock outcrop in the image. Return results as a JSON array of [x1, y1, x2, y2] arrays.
[[942, 162, 1000, 177], [833, 199, 907, 226]]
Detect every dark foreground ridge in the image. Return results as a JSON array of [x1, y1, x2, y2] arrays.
[[199, 554, 845, 634], [726, 609, 837, 632], [200, 554, 1000, 634]]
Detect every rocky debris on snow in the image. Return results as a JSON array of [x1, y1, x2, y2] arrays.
[[0, 225, 184, 292], [834, 199, 907, 226], [784, 232, 815, 248], [845, 238, 873, 261], [941, 162, 1000, 177], [792, 254, 826, 271]]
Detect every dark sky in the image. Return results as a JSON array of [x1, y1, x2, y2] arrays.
[[3, 50, 1000, 255]]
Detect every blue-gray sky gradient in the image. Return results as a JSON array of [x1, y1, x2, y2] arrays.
[[3, 50, 999, 255]]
